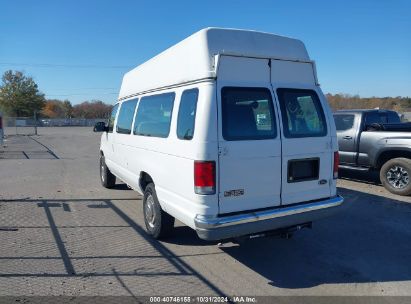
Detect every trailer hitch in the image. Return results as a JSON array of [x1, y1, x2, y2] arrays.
[[219, 222, 313, 246]]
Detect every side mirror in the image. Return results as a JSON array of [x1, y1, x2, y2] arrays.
[[93, 121, 107, 132]]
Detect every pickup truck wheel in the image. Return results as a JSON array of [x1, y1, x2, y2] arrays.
[[380, 158, 411, 196], [143, 183, 175, 239], [100, 155, 116, 188]]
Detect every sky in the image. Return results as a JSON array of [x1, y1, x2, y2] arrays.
[[0, 0, 410, 105]]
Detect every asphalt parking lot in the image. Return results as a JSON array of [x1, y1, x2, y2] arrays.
[[0, 127, 411, 299]]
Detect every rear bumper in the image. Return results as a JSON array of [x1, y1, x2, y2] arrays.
[[194, 195, 344, 241]]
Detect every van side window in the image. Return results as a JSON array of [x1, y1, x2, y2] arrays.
[[222, 87, 276, 141], [277, 89, 327, 138], [133, 92, 175, 138], [116, 99, 138, 134], [108, 104, 119, 133], [177, 89, 199, 140]]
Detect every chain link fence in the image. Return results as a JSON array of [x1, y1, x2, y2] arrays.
[[2, 117, 106, 136]]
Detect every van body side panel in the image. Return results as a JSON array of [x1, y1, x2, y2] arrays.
[[216, 56, 282, 214], [155, 83, 219, 228], [119, 82, 218, 229]]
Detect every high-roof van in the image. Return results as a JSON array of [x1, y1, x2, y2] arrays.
[[94, 28, 344, 241]]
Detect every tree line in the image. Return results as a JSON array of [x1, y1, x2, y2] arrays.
[[42, 99, 112, 119], [1, 70, 410, 119], [0, 70, 112, 119], [326, 93, 411, 112]]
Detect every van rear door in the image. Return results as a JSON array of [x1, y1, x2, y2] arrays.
[[270, 60, 332, 205], [217, 56, 282, 214]]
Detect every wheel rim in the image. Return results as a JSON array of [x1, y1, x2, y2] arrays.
[[386, 165, 409, 189], [100, 159, 105, 182], [145, 194, 156, 228]]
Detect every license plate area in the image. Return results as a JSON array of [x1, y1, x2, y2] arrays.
[[287, 158, 319, 183]]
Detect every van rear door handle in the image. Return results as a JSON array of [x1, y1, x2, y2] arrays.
[[343, 136, 352, 140]]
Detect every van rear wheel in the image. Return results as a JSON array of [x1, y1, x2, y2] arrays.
[[380, 158, 411, 196], [143, 183, 175, 239], [100, 155, 116, 188]]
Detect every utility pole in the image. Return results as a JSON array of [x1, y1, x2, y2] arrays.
[[34, 111, 38, 135]]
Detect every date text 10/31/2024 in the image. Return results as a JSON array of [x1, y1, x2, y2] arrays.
[[149, 296, 257, 303]]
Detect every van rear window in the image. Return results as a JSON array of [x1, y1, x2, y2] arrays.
[[133, 92, 175, 138], [276, 89, 327, 138], [221, 87, 276, 141]]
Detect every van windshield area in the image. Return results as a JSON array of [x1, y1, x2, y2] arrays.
[[277, 88, 327, 138], [108, 104, 119, 133], [221, 87, 276, 141]]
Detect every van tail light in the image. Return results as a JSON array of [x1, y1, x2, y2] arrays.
[[333, 151, 339, 179], [194, 161, 216, 195]]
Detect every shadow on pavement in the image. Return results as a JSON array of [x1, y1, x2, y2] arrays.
[[0, 197, 226, 296], [219, 187, 411, 288], [2, 186, 411, 291], [111, 184, 132, 191], [339, 168, 381, 186], [0, 135, 59, 159], [163, 226, 217, 247]]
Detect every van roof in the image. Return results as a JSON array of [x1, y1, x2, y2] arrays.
[[119, 27, 310, 100]]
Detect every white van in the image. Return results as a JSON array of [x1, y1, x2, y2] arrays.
[[94, 28, 344, 241]]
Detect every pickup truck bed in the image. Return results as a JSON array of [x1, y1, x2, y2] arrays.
[[366, 122, 411, 132]]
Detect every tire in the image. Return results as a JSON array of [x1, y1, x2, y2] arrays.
[[100, 154, 116, 188], [380, 158, 411, 196], [143, 183, 175, 239]]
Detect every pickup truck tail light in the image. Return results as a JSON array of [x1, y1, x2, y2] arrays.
[[333, 151, 339, 179], [194, 161, 216, 195]]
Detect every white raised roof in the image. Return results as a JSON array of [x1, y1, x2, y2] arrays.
[[119, 28, 310, 99]]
